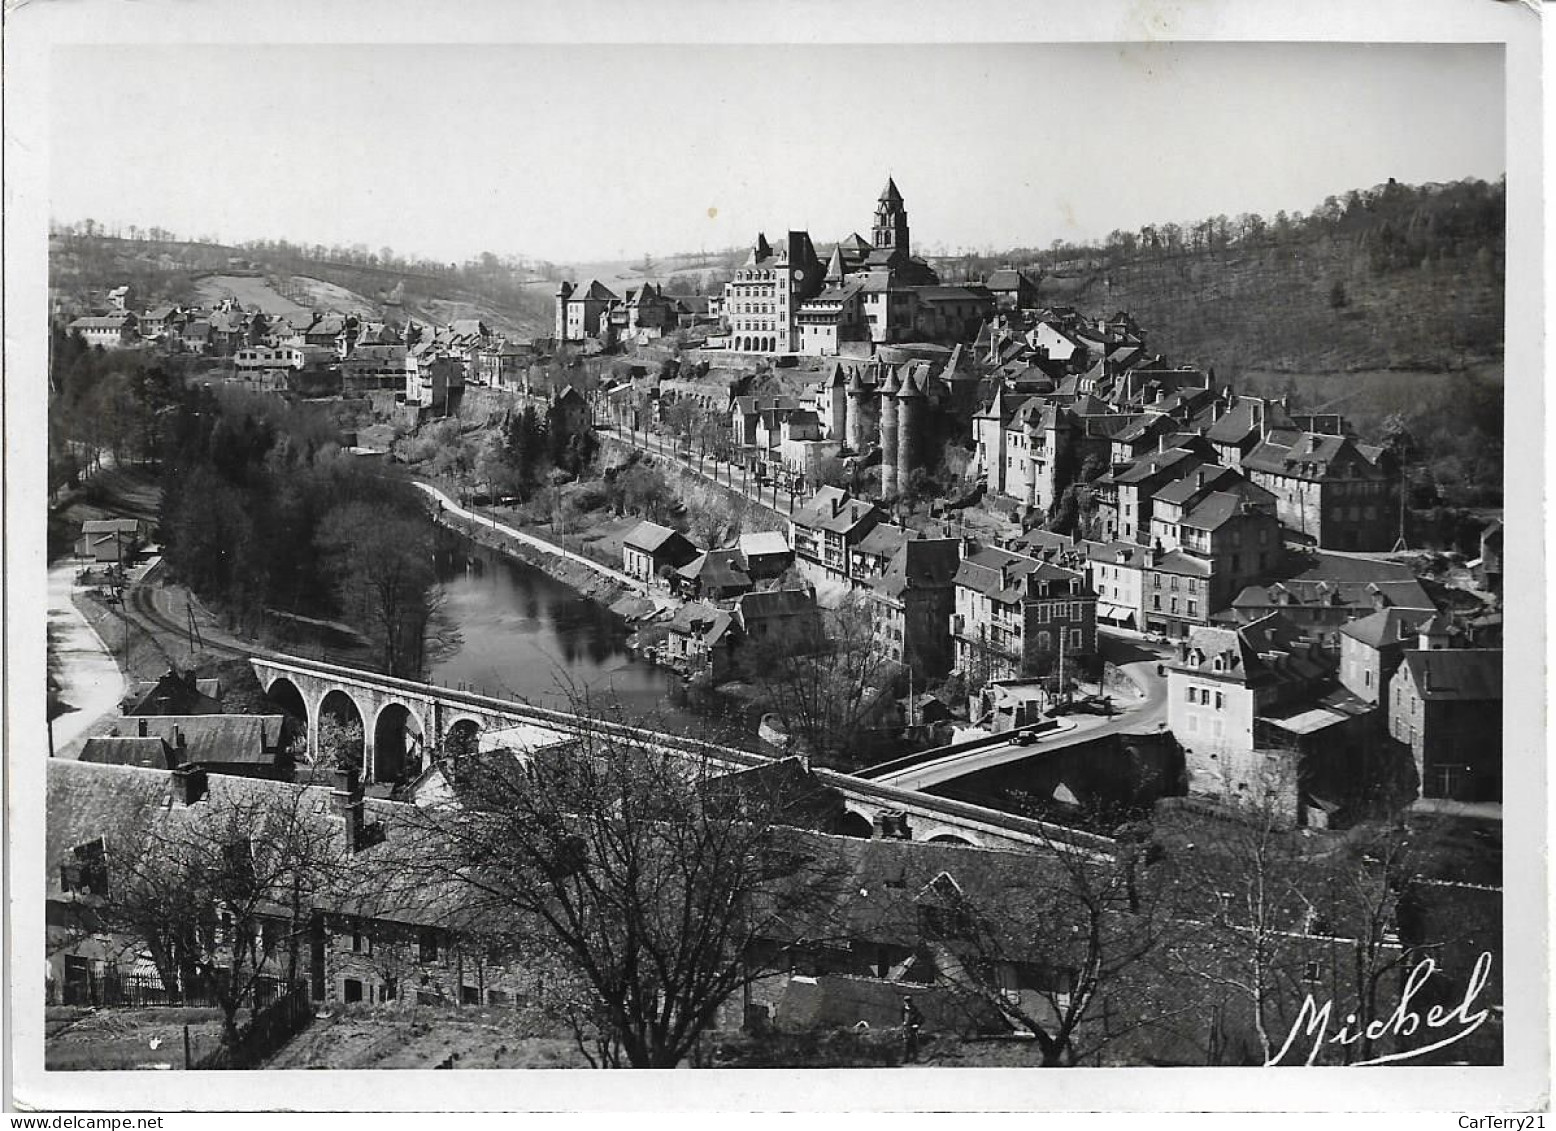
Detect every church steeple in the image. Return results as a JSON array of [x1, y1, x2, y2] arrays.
[[872, 177, 910, 257]]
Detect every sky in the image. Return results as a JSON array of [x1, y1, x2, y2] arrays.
[[49, 42, 1505, 267]]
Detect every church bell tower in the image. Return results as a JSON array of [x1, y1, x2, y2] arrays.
[[872, 177, 911, 258]]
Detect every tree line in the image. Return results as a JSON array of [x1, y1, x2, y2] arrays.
[[156, 383, 453, 677]]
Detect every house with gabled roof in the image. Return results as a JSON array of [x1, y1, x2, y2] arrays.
[[68, 313, 140, 350], [738, 530, 795, 582], [622, 520, 699, 583], [952, 546, 1095, 682], [1242, 428, 1397, 550], [1387, 646, 1502, 802], [788, 488, 883, 587], [1167, 612, 1346, 821], [1337, 607, 1445, 704], [76, 518, 145, 563], [78, 714, 294, 780], [675, 549, 753, 602], [732, 587, 823, 663]]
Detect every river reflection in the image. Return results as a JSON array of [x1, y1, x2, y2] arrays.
[[430, 541, 757, 749]]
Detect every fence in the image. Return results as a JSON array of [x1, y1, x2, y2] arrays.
[[51, 970, 289, 1011], [193, 981, 312, 1069]]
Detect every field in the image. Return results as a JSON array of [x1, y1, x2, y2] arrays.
[[193, 274, 317, 318], [44, 1007, 233, 1071], [261, 1003, 589, 1069]]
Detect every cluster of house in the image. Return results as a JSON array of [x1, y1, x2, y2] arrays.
[[632, 344, 1500, 820], [77, 669, 296, 775], [51, 740, 1498, 1066], [554, 279, 718, 349], [59, 285, 553, 416], [618, 523, 822, 683]]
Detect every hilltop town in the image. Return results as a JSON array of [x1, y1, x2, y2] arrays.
[[43, 176, 1504, 1070]]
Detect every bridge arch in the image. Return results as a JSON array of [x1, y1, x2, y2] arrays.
[[919, 825, 983, 848], [263, 676, 309, 729], [317, 688, 368, 771], [443, 716, 483, 758], [373, 701, 426, 785], [840, 803, 876, 840]]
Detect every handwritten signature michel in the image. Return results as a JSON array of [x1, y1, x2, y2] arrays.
[[1267, 952, 1496, 1066]]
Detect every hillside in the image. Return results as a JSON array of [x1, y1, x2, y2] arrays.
[[49, 231, 555, 340], [947, 177, 1505, 378], [1041, 240, 1502, 377]]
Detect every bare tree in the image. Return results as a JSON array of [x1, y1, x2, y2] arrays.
[[1158, 766, 1330, 1065], [397, 726, 847, 1068], [740, 592, 899, 768], [92, 775, 344, 1047], [924, 822, 1189, 1066]]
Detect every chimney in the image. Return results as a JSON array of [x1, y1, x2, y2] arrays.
[[1196, 469, 1205, 490], [331, 766, 361, 813], [1420, 658, 1432, 695], [1258, 398, 1269, 441], [332, 767, 367, 852], [171, 764, 207, 807]]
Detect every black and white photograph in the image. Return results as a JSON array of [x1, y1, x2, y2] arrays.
[[4, 0, 1546, 1116]]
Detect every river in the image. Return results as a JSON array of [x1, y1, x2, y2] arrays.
[[428, 540, 759, 750]]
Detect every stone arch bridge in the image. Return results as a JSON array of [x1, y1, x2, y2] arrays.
[[250, 652, 1114, 858]]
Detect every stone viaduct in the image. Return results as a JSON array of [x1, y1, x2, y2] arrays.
[[249, 652, 1114, 857]]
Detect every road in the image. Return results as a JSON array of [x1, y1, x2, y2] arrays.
[[601, 423, 806, 518], [871, 631, 1174, 791], [47, 560, 127, 755]]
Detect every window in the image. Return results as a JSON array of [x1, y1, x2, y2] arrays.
[[419, 928, 441, 964], [1303, 961, 1322, 984], [351, 922, 371, 955], [1214, 691, 1223, 710], [1185, 686, 1195, 703], [382, 977, 397, 1001]]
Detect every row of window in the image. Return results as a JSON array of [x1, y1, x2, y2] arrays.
[[1032, 602, 1090, 623], [1149, 594, 1199, 617], [1184, 685, 1224, 709]]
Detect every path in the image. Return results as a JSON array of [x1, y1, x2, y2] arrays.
[[601, 424, 804, 518], [412, 481, 678, 613], [47, 560, 127, 756]]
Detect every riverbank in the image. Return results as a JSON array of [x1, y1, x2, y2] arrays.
[[413, 480, 678, 617]]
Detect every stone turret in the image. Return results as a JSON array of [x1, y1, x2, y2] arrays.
[[879, 368, 901, 496], [845, 368, 869, 452], [554, 280, 573, 341], [897, 366, 926, 494]]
